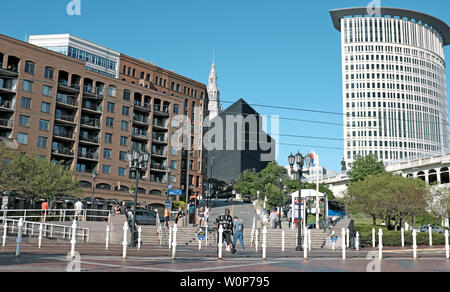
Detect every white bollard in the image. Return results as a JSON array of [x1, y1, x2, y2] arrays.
[[282, 230, 285, 252], [172, 225, 177, 260], [205, 224, 208, 247], [413, 229, 417, 259], [251, 216, 256, 247], [401, 227, 405, 247], [332, 231, 336, 251], [105, 226, 110, 250], [262, 226, 267, 261], [378, 228, 383, 260], [428, 225, 433, 247], [70, 220, 77, 259], [122, 222, 128, 259], [218, 225, 223, 260], [2, 222, 7, 247], [16, 218, 24, 257], [346, 228, 350, 248], [168, 226, 172, 250], [303, 226, 308, 260], [372, 228, 376, 248], [342, 228, 346, 260], [355, 232, 360, 251], [38, 224, 43, 248], [445, 230, 449, 259], [138, 226, 142, 251], [255, 229, 259, 252], [308, 229, 312, 251]]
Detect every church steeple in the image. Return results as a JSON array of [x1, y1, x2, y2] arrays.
[[207, 56, 220, 120]]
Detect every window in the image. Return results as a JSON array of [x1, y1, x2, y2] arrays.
[[171, 147, 177, 156], [104, 149, 112, 159], [37, 136, 48, 148], [122, 106, 130, 116], [106, 117, 114, 127], [173, 104, 180, 114], [17, 133, 28, 145], [119, 151, 127, 161], [41, 102, 51, 113], [25, 61, 35, 74], [120, 136, 128, 146], [170, 161, 177, 169], [123, 90, 130, 101], [102, 165, 111, 174], [43, 85, 53, 97], [118, 167, 126, 176], [107, 102, 115, 112], [121, 121, 129, 131], [108, 86, 117, 97], [19, 115, 30, 127], [44, 67, 54, 79], [105, 133, 113, 144], [21, 97, 31, 109], [23, 80, 33, 92], [39, 119, 49, 131]]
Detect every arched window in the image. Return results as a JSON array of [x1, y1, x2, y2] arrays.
[[80, 181, 92, 188], [441, 167, 449, 184], [149, 189, 162, 195], [96, 183, 111, 190], [429, 169, 437, 184]]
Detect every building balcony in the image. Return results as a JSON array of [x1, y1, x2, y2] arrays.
[[55, 113, 76, 124], [58, 81, 80, 94], [78, 151, 99, 161], [153, 105, 170, 116], [83, 86, 104, 99], [0, 100, 14, 111], [0, 67, 18, 77], [132, 129, 149, 140], [56, 94, 78, 108], [153, 120, 169, 130], [152, 134, 168, 144], [80, 118, 101, 129], [52, 147, 74, 157], [133, 117, 149, 126], [53, 129, 74, 140], [150, 163, 167, 172], [79, 135, 100, 144], [82, 102, 102, 114], [134, 102, 152, 112], [151, 149, 167, 157], [0, 119, 13, 128]]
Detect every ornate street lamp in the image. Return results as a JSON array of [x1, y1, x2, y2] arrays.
[[127, 150, 149, 247], [289, 152, 308, 251]]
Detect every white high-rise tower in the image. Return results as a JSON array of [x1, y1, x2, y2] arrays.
[[331, 7, 450, 165], [207, 60, 221, 120]]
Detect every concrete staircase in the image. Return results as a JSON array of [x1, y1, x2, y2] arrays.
[[139, 225, 332, 249]]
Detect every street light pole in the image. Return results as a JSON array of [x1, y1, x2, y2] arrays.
[[128, 150, 149, 247], [279, 177, 283, 229], [90, 171, 97, 221], [290, 152, 306, 252]]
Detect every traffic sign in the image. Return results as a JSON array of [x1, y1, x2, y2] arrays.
[[331, 234, 338, 243], [196, 230, 206, 241], [169, 189, 182, 196]]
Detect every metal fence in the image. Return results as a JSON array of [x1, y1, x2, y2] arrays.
[[1, 218, 89, 242], [0, 209, 111, 223]]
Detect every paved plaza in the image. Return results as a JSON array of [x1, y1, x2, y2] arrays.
[[0, 241, 449, 272]]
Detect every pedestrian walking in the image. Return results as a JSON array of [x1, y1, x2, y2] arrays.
[[164, 206, 171, 228], [120, 202, 127, 215], [269, 209, 277, 228], [204, 206, 210, 225], [74, 199, 83, 221], [232, 217, 245, 251], [41, 200, 49, 222], [287, 208, 292, 229], [175, 207, 185, 227], [215, 209, 236, 254], [198, 207, 205, 227]]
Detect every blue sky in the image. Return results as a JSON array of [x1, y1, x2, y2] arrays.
[[2, 0, 449, 172]]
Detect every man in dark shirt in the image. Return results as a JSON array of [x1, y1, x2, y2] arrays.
[[215, 208, 236, 254]]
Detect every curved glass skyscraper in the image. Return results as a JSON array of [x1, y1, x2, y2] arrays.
[[330, 7, 450, 165]]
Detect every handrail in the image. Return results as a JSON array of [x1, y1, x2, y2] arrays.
[[1, 209, 111, 223]]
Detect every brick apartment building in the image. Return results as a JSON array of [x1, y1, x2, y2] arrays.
[[0, 33, 208, 210]]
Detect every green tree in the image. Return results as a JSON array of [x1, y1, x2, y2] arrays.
[[0, 146, 82, 205], [348, 154, 385, 184]]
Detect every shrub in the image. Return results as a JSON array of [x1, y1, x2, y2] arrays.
[[359, 230, 446, 248]]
